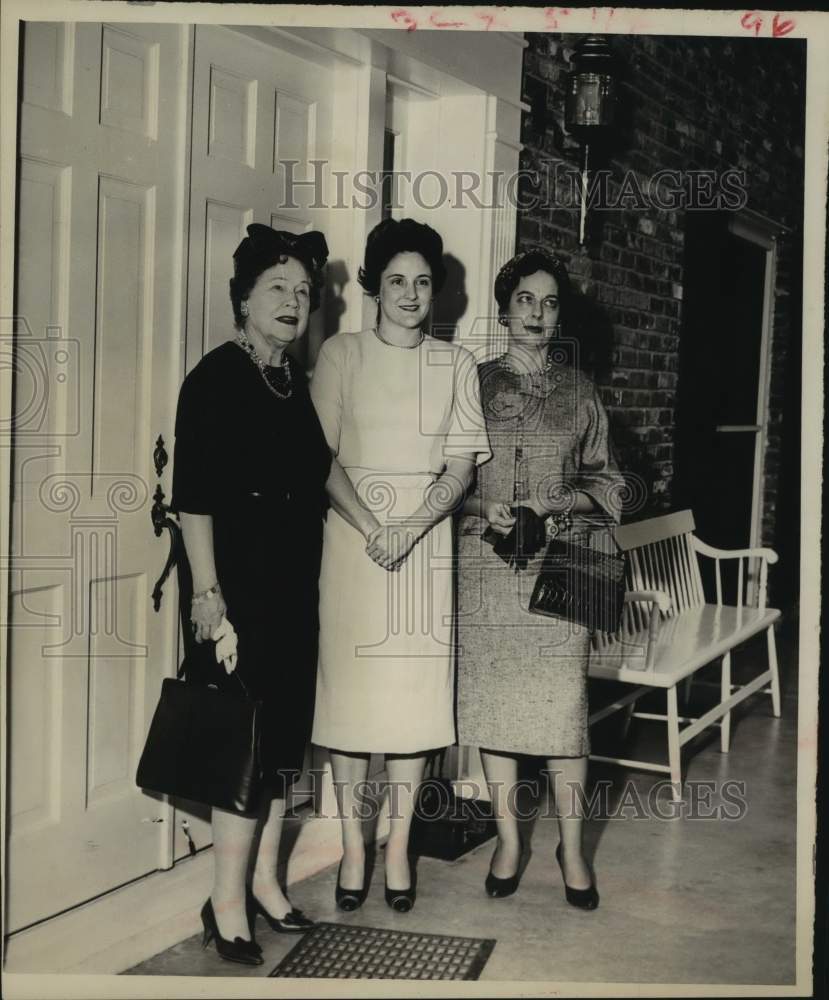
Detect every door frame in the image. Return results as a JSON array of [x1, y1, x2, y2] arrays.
[[0, 8, 17, 959], [726, 208, 786, 559]]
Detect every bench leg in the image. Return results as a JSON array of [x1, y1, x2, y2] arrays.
[[681, 675, 693, 706], [720, 652, 731, 752], [666, 685, 682, 801], [767, 625, 781, 717], [621, 699, 637, 740]]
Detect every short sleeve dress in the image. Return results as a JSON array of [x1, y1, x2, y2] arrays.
[[456, 355, 624, 758], [172, 341, 332, 796], [309, 329, 491, 754]]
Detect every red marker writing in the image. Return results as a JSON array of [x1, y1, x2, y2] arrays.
[[391, 9, 417, 32], [772, 13, 795, 37]]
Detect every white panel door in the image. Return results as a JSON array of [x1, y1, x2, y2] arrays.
[[175, 25, 337, 857], [187, 25, 335, 371], [7, 22, 186, 931]]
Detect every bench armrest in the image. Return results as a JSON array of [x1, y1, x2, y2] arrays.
[[622, 589, 670, 670], [692, 537, 779, 565], [625, 589, 673, 614]]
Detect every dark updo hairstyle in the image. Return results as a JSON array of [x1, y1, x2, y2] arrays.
[[357, 218, 446, 297], [493, 247, 571, 320], [229, 224, 329, 329]]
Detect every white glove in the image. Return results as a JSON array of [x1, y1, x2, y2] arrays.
[[211, 616, 238, 674]]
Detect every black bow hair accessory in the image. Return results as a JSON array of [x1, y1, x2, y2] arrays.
[[233, 224, 329, 272]]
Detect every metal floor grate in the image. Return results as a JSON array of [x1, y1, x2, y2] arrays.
[[269, 921, 495, 980]]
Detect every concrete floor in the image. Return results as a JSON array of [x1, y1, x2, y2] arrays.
[[126, 631, 798, 985]]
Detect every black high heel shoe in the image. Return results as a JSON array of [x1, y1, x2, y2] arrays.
[[200, 899, 263, 966], [485, 868, 520, 898], [555, 843, 599, 910], [384, 878, 416, 913], [246, 887, 315, 933], [335, 860, 369, 911], [484, 845, 521, 898]]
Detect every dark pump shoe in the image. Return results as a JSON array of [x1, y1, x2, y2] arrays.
[[384, 879, 416, 913], [485, 845, 521, 898], [200, 899, 264, 966], [246, 888, 315, 933], [555, 844, 599, 911], [485, 868, 520, 898], [335, 860, 369, 911]]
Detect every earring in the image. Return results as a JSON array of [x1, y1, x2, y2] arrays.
[[498, 316, 509, 327], [240, 302, 249, 317], [374, 295, 380, 304]]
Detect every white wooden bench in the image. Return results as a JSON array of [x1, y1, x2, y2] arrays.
[[587, 509, 781, 800]]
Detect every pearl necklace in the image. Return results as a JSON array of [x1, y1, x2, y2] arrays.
[[498, 351, 556, 376], [373, 326, 424, 350], [235, 331, 292, 400]]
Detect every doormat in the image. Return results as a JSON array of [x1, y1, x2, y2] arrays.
[[269, 922, 496, 980]]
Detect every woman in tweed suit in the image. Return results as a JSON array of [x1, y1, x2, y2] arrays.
[[456, 248, 624, 910]]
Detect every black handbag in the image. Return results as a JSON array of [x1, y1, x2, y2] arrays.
[[411, 750, 494, 862], [136, 656, 264, 814], [528, 534, 626, 634]]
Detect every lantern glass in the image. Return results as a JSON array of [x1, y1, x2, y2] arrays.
[[566, 74, 615, 130], [564, 36, 617, 139]]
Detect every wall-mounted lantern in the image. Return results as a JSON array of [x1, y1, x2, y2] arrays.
[[565, 35, 618, 245]]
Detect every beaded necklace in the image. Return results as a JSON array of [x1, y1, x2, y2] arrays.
[[235, 330, 292, 400]]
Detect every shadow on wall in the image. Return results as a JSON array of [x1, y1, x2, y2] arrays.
[[567, 292, 614, 382], [323, 259, 350, 340], [431, 254, 469, 343], [303, 258, 349, 371], [568, 291, 666, 520]]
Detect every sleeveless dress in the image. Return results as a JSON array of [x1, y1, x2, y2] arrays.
[[172, 341, 331, 797], [456, 355, 624, 757], [309, 330, 491, 753]]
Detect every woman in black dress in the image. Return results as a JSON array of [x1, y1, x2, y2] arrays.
[[171, 224, 332, 965]]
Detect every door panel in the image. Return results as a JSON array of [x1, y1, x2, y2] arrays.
[[92, 177, 155, 483], [8, 22, 186, 932], [187, 25, 333, 370], [202, 200, 253, 355], [174, 25, 337, 857]]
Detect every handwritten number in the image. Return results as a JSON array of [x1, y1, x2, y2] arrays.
[[771, 13, 795, 36], [391, 8, 418, 32], [740, 11, 796, 37], [740, 11, 763, 36], [544, 7, 571, 30]]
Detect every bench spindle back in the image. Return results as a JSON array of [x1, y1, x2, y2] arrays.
[[594, 510, 704, 654]]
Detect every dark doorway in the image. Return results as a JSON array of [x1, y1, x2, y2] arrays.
[[674, 211, 788, 607]]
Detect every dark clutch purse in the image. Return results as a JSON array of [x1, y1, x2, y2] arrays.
[[136, 655, 264, 814], [528, 534, 626, 634]]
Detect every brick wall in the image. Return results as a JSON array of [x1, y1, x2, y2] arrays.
[[518, 33, 805, 597]]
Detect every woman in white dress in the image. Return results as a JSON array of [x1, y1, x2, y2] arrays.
[[310, 219, 490, 912]]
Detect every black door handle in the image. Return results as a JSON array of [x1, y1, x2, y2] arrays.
[[150, 481, 181, 612]]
